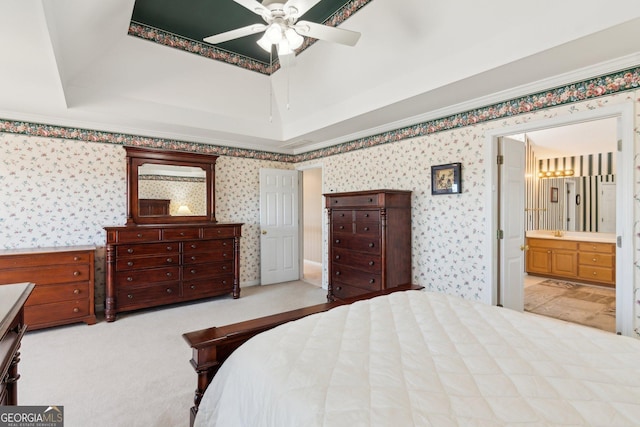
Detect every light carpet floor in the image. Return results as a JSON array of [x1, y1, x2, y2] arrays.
[[524, 278, 615, 333], [19, 281, 327, 427]]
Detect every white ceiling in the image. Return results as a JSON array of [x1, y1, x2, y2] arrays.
[[1, 1, 639, 155]]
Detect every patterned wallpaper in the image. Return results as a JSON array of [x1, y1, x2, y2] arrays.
[[138, 178, 207, 216], [1, 70, 639, 334]]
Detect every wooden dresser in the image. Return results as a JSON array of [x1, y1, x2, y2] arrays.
[[325, 190, 412, 301], [0, 282, 34, 405], [0, 246, 97, 330], [104, 223, 242, 322]]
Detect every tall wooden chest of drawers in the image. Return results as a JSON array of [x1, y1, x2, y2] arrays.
[[325, 190, 412, 301], [0, 246, 97, 330], [104, 223, 242, 321]]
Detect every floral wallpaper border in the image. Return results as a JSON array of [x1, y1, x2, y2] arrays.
[[128, 0, 374, 75], [0, 66, 638, 162]]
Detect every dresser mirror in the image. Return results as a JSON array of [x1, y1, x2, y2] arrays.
[[125, 147, 218, 225]]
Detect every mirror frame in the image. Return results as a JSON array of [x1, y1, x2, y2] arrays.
[[125, 146, 218, 225]]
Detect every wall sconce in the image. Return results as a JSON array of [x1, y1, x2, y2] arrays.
[[177, 205, 193, 215], [538, 169, 574, 178]]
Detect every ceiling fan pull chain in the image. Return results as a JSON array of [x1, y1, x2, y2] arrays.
[[269, 49, 273, 123]]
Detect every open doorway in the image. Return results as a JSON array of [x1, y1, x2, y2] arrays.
[[301, 167, 323, 287], [487, 102, 635, 336]]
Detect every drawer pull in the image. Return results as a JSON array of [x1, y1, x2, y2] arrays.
[[368, 243, 375, 248], [368, 198, 373, 202], [335, 255, 340, 260], [180, 232, 185, 236], [166, 288, 173, 293], [339, 225, 344, 230], [191, 244, 197, 249], [73, 271, 80, 276], [73, 289, 80, 295], [217, 230, 221, 234], [336, 271, 341, 276], [191, 269, 197, 274], [166, 246, 173, 251], [336, 286, 342, 291], [364, 227, 369, 231], [223, 242, 227, 246], [128, 294, 133, 299], [191, 256, 197, 261], [223, 253, 228, 257], [369, 279, 375, 284], [222, 266, 227, 270], [547, 250, 551, 254], [339, 212, 344, 216], [73, 256, 80, 261], [190, 285, 196, 289], [592, 258, 598, 262], [369, 261, 374, 266], [127, 261, 134, 267], [593, 271, 598, 276], [364, 213, 370, 217], [166, 258, 173, 263], [166, 272, 173, 277], [127, 248, 134, 254], [222, 280, 227, 285], [335, 239, 341, 244], [137, 233, 143, 238], [73, 307, 79, 313], [335, 200, 339, 204], [127, 277, 133, 282]]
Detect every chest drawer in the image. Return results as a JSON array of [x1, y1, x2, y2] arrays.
[[183, 239, 234, 254], [184, 251, 233, 265], [26, 282, 90, 306], [163, 227, 200, 240], [333, 248, 381, 273], [113, 228, 162, 243], [355, 210, 379, 222], [331, 283, 370, 300], [0, 251, 90, 269], [331, 210, 353, 224], [116, 242, 179, 258], [202, 227, 239, 239], [327, 194, 379, 208], [117, 282, 180, 308], [0, 264, 90, 286], [578, 265, 615, 283], [183, 261, 234, 280], [116, 254, 178, 271], [25, 299, 90, 327], [183, 276, 234, 298], [116, 266, 180, 286], [332, 264, 381, 291], [332, 235, 381, 254]]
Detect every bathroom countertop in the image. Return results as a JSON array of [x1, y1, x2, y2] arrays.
[[525, 230, 616, 243]]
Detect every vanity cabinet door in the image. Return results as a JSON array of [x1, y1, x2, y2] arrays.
[[526, 247, 551, 274], [550, 250, 578, 277]]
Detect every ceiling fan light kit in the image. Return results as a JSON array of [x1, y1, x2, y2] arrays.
[[204, 0, 361, 62]]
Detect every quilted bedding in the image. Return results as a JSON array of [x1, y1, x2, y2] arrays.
[[195, 290, 640, 426]]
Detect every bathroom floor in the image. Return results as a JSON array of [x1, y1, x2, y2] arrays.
[[524, 274, 615, 333]]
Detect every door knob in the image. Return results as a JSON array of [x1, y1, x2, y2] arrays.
[[520, 245, 529, 251], [262, 230, 267, 235]]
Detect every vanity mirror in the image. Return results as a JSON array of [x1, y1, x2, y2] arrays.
[[125, 147, 217, 225]]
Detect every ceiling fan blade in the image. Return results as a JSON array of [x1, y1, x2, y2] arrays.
[[283, 0, 322, 18], [203, 24, 267, 45], [295, 20, 361, 46], [232, 0, 271, 17]]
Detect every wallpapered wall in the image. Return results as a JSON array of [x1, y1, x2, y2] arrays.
[[1, 89, 639, 334], [139, 178, 207, 215]]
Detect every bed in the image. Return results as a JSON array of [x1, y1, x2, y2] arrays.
[[184, 286, 640, 426]]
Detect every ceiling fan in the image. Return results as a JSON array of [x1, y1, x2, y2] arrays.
[[203, 0, 361, 61]]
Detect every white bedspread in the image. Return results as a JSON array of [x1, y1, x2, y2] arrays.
[[195, 290, 640, 426]]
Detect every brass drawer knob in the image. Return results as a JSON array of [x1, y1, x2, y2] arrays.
[[369, 261, 374, 266], [137, 233, 143, 238], [179, 232, 185, 236], [166, 258, 173, 263], [191, 256, 197, 261], [166, 288, 173, 293], [127, 261, 134, 267], [73, 271, 80, 276], [73, 256, 80, 261], [73, 289, 80, 295], [166, 272, 172, 277], [166, 246, 173, 251], [364, 227, 369, 231], [592, 258, 597, 262], [190, 285, 196, 289], [336, 286, 342, 291], [127, 294, 133, 299], [191, 244, 197, 249], [127, 248, 134, 254], [127, 277, 133, 282], [336, 271, 341, 276], [364, 213, 370, 217], [222, 280, 227, 285], [73, 307, 79, 313], [593, 271, 598, 276], [368, 243, 375, 248], [339, 225, 344, 230], [222, 266, 227, 270], [335, 239, 341, 243], [191, 269, 197, 274], [335, 255, 340, 260], [369, 279, 375, 284]]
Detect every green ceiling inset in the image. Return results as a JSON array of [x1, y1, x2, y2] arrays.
[[129, 0, 372, 74]]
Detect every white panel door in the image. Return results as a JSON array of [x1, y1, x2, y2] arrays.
[[260, 169, 300, 285], [599, 182, 616, 233], [500, 137, 526, 311]]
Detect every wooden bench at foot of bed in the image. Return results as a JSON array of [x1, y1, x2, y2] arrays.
[[182, 284, 423, 426]]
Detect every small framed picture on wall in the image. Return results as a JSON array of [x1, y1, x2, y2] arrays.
[[550, 187, 559, 203], [431, 163, 462, 195]]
